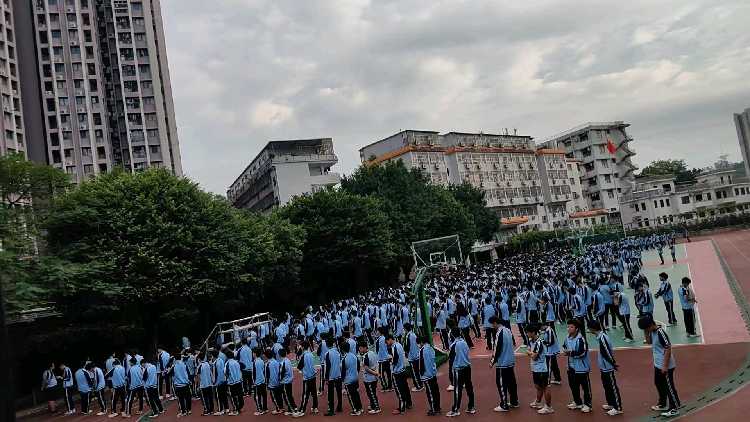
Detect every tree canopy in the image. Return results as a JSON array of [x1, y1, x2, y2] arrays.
[[340, 161, 478, 261], [40, 169, 303, 346], [639, 159, 699, 183], [279, 188, 395, 303], [448, 183, 500, 243]]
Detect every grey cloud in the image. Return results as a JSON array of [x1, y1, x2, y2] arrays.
[[161, 0, 750, 194]]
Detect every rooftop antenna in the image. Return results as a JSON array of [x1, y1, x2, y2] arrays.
[[513, 128, 517, 135]]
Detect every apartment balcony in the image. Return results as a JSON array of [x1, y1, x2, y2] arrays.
[[272, 153, 338, 165], [309, 172, 341, 187]]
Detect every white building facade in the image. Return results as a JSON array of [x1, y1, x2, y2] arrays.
[[620, 170, 750, 229], [228, 138, 340, 213], [359, 130, 586, 233], [538, 122, 637, 216]]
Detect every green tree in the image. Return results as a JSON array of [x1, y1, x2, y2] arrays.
[[448, 183, 500, 242], [279, 188, 395, 304], [341, 161, 477, 262], [639, 159, 699, 183], [0, 152, 69, 254], [41, 169, 298, 348]]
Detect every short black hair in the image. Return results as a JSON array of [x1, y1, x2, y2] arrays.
[[637, 315, 655, 330], [681, 277, 691, 285], [524, 324, 540, 334]]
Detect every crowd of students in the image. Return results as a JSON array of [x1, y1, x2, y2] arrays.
[[41, 233, 698, 419]]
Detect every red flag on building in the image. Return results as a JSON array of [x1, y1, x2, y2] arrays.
[[606, 138, 617, 155]]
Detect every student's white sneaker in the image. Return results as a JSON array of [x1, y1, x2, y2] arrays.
[[446, 385, 455, 391], [446, 411, 460, 417], [367, 409, 382, 414], [607, 408, 624, 416], [530, 401, 542, 409], [602, 404, 613, 410], [466, 408, 476, 414], [212, 411, 223, 416], [271, 410, 281, 415], [651, 405, 668, 411], [493, 405, 508, 412], [624, 338, 634, 343], [291, 411, 305, 418], [411, 386, 424, 392], [550, 380, 562, 385], [581, 405, 592, 413], [537, 407, 555, 415], [660, 409, 679, 418], [108, 413, 119, 418], [567, 402, 581, 410], [312, 408, 319, 414]]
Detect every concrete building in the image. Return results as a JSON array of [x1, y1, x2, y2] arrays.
[[359, 130, 586, 233], [0, 0, 26, 157], [620, 169, 750, 229], [735, 108, 750, 178], [11, 0, 181, 182], [538, 122, 637, 216], [228, 138, 340, 213]]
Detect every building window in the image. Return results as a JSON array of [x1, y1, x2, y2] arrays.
[[659, 199, 665, 207], [707, 192, 712, 200], [681, 196, 690, 204]]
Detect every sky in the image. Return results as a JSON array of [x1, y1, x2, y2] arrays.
[[160, 0, 750, 194]]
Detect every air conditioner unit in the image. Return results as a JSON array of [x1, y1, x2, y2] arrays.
[[67, 7, 75, 12], [56, 74, 65, 80], [80, 124, 87, 130], [506, 181, 511, 187], [499, 198, 505, 204], [71, 40, 78, 45], [45, 90, 54, 96], [78, 107, 86, 113]]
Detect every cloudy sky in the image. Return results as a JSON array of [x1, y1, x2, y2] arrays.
[[161, 0, 750, 194]]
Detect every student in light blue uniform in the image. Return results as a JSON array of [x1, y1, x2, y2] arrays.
[[447, 328, 475, 417], [588, 321, 623, 416], [435, 302, 449, 350], [252, 348, 268, 415], [278, 348, 297, 414], [358, 342, 381, 415], [125, 357, 146, 416], [417, 335, 441, 415], [375, 327, 392, 391], [639, 315, 681, 417], [323, 338, 343, 416], [74, 363, 93, 415], [388, 335, 412, 414], [542, 320, 562, 385], [196, 352, 214, 415], [142, 357, 164, 416], [679, 277, 698, 336], [60, 363, 75, 415], [615, 291, 634, 341], [91, 363, 107, 415], [654, 272, 677, 325], [106, 359, 127, 416], [293, 340, 319, 417], [171, 352, 192, 416], [237, 339, 253, 395], [482, 297, 497, 350], [563, 319, 592, 413], [403, 323, 423, 391], [341, 342, 363, 415], [225, 347, 244, 415], [265, 349, 283, 414], [490, 316, 518, 411], [212, 349, 229, 415], [526, 325, 553, 414]]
